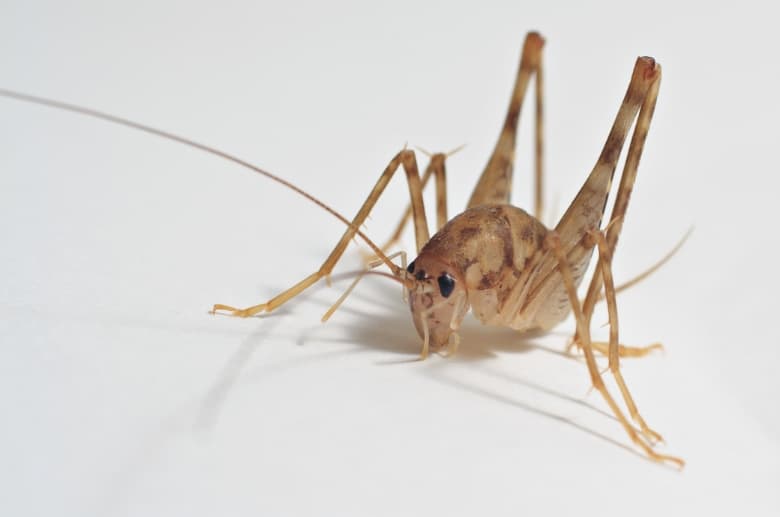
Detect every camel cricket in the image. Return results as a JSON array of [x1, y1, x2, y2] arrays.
[[0, 32, 683, 466]]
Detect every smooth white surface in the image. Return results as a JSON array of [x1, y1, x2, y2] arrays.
[[1, 1, 779, 515]]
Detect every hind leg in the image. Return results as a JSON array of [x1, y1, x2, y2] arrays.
[[591, 229, 664, 443], [468, 31, 545, 212], [546, 232, 683, 467]]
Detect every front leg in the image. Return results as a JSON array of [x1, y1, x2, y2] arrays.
[[376, 150, 450, 256], [212, 149, 431, 317]]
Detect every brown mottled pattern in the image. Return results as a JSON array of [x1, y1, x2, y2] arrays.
[[417, 204, 547, 311], [0, 37, 680, 466], [467, 33, 544, 209]]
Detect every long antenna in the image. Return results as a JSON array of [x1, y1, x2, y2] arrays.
[[0, 88, 400, 274]]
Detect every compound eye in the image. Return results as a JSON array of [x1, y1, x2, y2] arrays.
[[437, 273, 455, 298], [406, 260, 415, 274]]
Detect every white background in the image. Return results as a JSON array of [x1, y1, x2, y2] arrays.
[[2, 1, 778, 515]]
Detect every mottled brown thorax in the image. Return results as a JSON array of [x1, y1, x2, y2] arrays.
[[416, 204, 549, 326]]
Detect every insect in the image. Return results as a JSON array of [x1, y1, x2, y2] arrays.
[[0, 31, 683, 467]]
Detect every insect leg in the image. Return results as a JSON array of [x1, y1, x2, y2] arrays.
[[578, 58, 663, 326], [377, 152, 449, 254], [551, 57, 661, 354], [546, 232, 683, 467], [586, 341, 663, 358], [554, 57, 658, 252], [574, 228, 690, 357], [592, 229, 663, 443], [533, 36, 544, 221], [212, 150, 430, 317], [321, 251, 407, 322], [468, 31, 544, 210]]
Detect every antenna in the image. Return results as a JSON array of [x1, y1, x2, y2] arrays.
[[0, 88, 400, 273]]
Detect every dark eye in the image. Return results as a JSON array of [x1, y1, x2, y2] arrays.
[[437, 273, 455, 298], [406, 260, 415, 274]]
